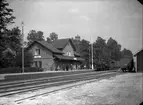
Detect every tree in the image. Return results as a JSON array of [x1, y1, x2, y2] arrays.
[[15, 51, 33, 67], [107, 37, 122, 61], [0, 0, 15, 67], [72, 38, 80, 53], [0, 27, 21, 68], [6, 27, 22, 52], [78, 39, 90, 68], [46, 32, 58, 43], [94, 37, 110, 67], [27, 30, 45, 45], [0, 48, 16, 68], [0, 0, 15, 36], [49, 32, 58, 41], [121, 48, 133, 58]]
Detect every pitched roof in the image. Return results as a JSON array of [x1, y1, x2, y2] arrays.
[[27, 41, 63, 54], [134, 47, 143, 56], [74, 52, 81, 57], [51, 38, 76, 51]]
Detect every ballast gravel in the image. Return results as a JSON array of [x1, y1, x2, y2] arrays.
[[0, 72, 142, 105]]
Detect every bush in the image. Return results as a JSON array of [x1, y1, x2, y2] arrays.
[[24, 67, 44, 72], [0, 67, 44, 74], [0, 67, 20, 73], [15, 51, 33, 67]]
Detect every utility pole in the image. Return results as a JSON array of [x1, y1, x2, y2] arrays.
[[91, 42, 94, 70], [90, 35, 94, 70], [89, 44, 90, 69], [21, 22, 24, 73]]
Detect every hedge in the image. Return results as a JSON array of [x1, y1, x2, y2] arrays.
[[0, 67, 44, 74]]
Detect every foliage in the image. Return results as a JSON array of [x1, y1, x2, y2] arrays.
[[27, 30, 45, 45], [0, 0, 15, 36], [121, 48, 133, 58], [6, 27, 22, 52], [0, 67, 44, 74], [94, 37, 110, 67], [0, 0, 16, 67], [73, 35, 133, 70], [73, 39, 90, 68], [107, 37, 122, 61], [46, 37, 52, 43], [46, 32, 58, 42], [50, 32, 58, 41], [0, 48, 16, 68], [0, 27, 21, 68], [15, 51, 33, 67]]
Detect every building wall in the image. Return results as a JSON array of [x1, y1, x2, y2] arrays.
[[133, 57, 137, 72], [28, 43, 55, 70], [63, 42, 75, 57], [137, 50, 143, 72]]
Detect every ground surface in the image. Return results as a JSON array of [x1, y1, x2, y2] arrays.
[[0, 72, 142, 105]]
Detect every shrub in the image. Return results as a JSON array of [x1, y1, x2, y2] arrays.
[[15, 51, 33, 67], [24, 67, 44, 72], [0, 67, 21, 73], [0, 67, 44, 74]]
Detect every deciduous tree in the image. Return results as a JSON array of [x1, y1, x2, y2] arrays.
[[15, 51, 33, 67], [0, 0, 16, 67], [49, 32, 58, 41], [27, 30, 45, 45]]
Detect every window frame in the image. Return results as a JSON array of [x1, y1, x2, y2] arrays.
[[35, 49, 40, 56]]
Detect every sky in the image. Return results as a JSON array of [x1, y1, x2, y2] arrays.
[[7, 0, 143, 54]]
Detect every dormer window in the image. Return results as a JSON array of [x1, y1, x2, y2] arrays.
[[35, 49, 40, 55]]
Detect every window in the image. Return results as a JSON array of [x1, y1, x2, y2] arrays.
[[66, 51, 69, 56], [69, 51, 71, 56], [39, 61, 42, 68], [34, 61, 42, 68], [35, 49, 40, 55], [35, 61, 38, 67], [66, 51, 72, 56]]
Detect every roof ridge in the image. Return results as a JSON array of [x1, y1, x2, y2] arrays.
[[35, 40, 63, 54]]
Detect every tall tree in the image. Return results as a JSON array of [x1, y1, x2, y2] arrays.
[[27, 30, 45, 45], [107, 37, 122, 61], [94, 37, 109, 66], [6, 27, 22, 52], [0, 0, 15, 59], [0, 0, 16, 68], [78, 39, 90, 68], [0, 0, 15, 36], [0, 27, 22, 68]]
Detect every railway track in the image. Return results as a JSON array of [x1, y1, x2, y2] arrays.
[[0, 70, 121, 103]]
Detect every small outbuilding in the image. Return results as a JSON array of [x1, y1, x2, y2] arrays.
[[134, 48, 143, 72]]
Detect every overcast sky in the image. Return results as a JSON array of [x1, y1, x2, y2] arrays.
[[7, 0, 142, 54]]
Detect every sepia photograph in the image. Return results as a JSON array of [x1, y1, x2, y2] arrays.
[[0, 0, 142, 105]]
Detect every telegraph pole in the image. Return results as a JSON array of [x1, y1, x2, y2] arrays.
[[90, 35, 94, 70], [21, 22, 24, 73], [91, 42, 94, 70]]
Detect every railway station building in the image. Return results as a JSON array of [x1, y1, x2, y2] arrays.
[[134, 48, 143, 72], [26, 38, 84, 71]]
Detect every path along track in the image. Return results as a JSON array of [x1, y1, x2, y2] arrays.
[[0, 70, 121, 103]]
